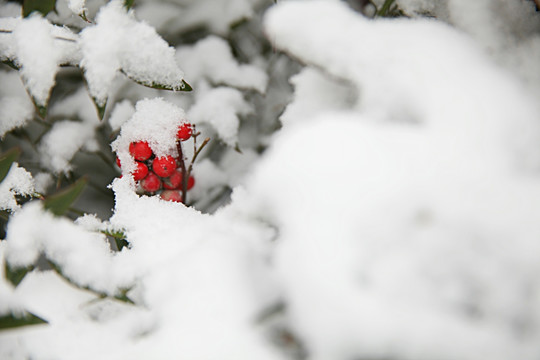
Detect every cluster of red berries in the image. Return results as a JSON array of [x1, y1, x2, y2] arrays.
[[117, 123, 195, 203]]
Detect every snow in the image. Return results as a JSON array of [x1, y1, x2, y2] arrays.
[[264, 0, 540, 170], [0, 176, 283, 360], [279, 67, 356, 126], [0, 2, 21, 17], [5, 202, 125, 294], [3, 0, 540, 359], [176, 35, 268, 93], [12, 15, 60, 106], [188, 85, 252, 147], [39, 120, 98, 174], [232, 113, 540, 359], [0, 162, 35, 212], [136, 0, 256, 36], [108, 99, 135, 132], [38, 88, 101, 174], [67, 0, 87, 16], [445, 0, 540, 93], [0, 71, 34, 138], [79, 0, 185, 107]]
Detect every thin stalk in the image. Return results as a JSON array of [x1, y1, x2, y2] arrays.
[[176, 141, 188, 204], [377, 0, 395, 16], [186, 137, 210, 180]]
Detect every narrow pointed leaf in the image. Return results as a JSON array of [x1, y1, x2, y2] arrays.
[[90, 96, 107, 120], [2, 59, 19, 70], [32, 98, 48, 119], [22, 82, 49, 119], [124, 0, 135, 9], [4, 262, 33, 287], [23, 0, 57, 17], [0, 311, 47, 330], [44, 177, 87, 216], [0, 148, 21, 184], [101, 229, 129, 251], [125, 72, 193, 92], [181, 80, 193, 91], [114, 288, 135, 304]]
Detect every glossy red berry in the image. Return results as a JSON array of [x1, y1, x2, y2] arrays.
[[187, 175, 195, 190], [132, 161, 148, 181], [152, 156, 177, 178], [129, 141, 153, 161], [115, 157, 122, 168], [160, 190, 183, 203], [177, 123, 193, 141], [140, 172, 161, 192], [163, 169, 182, 190]]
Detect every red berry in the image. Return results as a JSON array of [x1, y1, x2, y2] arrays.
[[187, 175, 195, 190], [129, 141, 153, 161], [160, 190, 183, 203], [152, 156, 177, 178], [116, 157, 122, 168], [163, 169, 182, 190], [132, 161, 148, 181], [177, 123, 193, 141], [140, 172, 161, 192]]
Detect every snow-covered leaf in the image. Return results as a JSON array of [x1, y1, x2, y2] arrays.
[[80, 0, 186, 108], [10, 15, 63, 115], [0, 161, 34, 212]]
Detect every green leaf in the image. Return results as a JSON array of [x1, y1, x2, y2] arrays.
[[114, 288, 135, 305], [4, 262, 33, 287], [22, 81, 49, 119], [181, 79, 193, 91], [0, 148, 21, 184], [44, 177, 87, 216], [101, 229, 129, 251], [0, 310, 47, 330], [33, 99, 48, 119], [23, 0, 57, 17], [124, 0, 135, 9], [126, 73, 193, 92], [2, 59, 19, 71], [115, 238, 129, 251], [90, 96, 107, 120]]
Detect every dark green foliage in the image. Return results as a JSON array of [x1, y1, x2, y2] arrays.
[[4, 261, 34, 287], [22, 0, 57, 17], [44, 177, 87, 216], [0, 148, 21, 184], [376, 0, 405, 17], [125, 74, 193, 92], [0, 311, 47, 330]]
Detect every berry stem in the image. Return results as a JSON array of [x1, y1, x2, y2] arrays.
[[186, 137, 210, 180], [176, 140, 188, 203]]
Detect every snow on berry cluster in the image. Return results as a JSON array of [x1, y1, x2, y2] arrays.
[[111, 98, 196, 203]]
